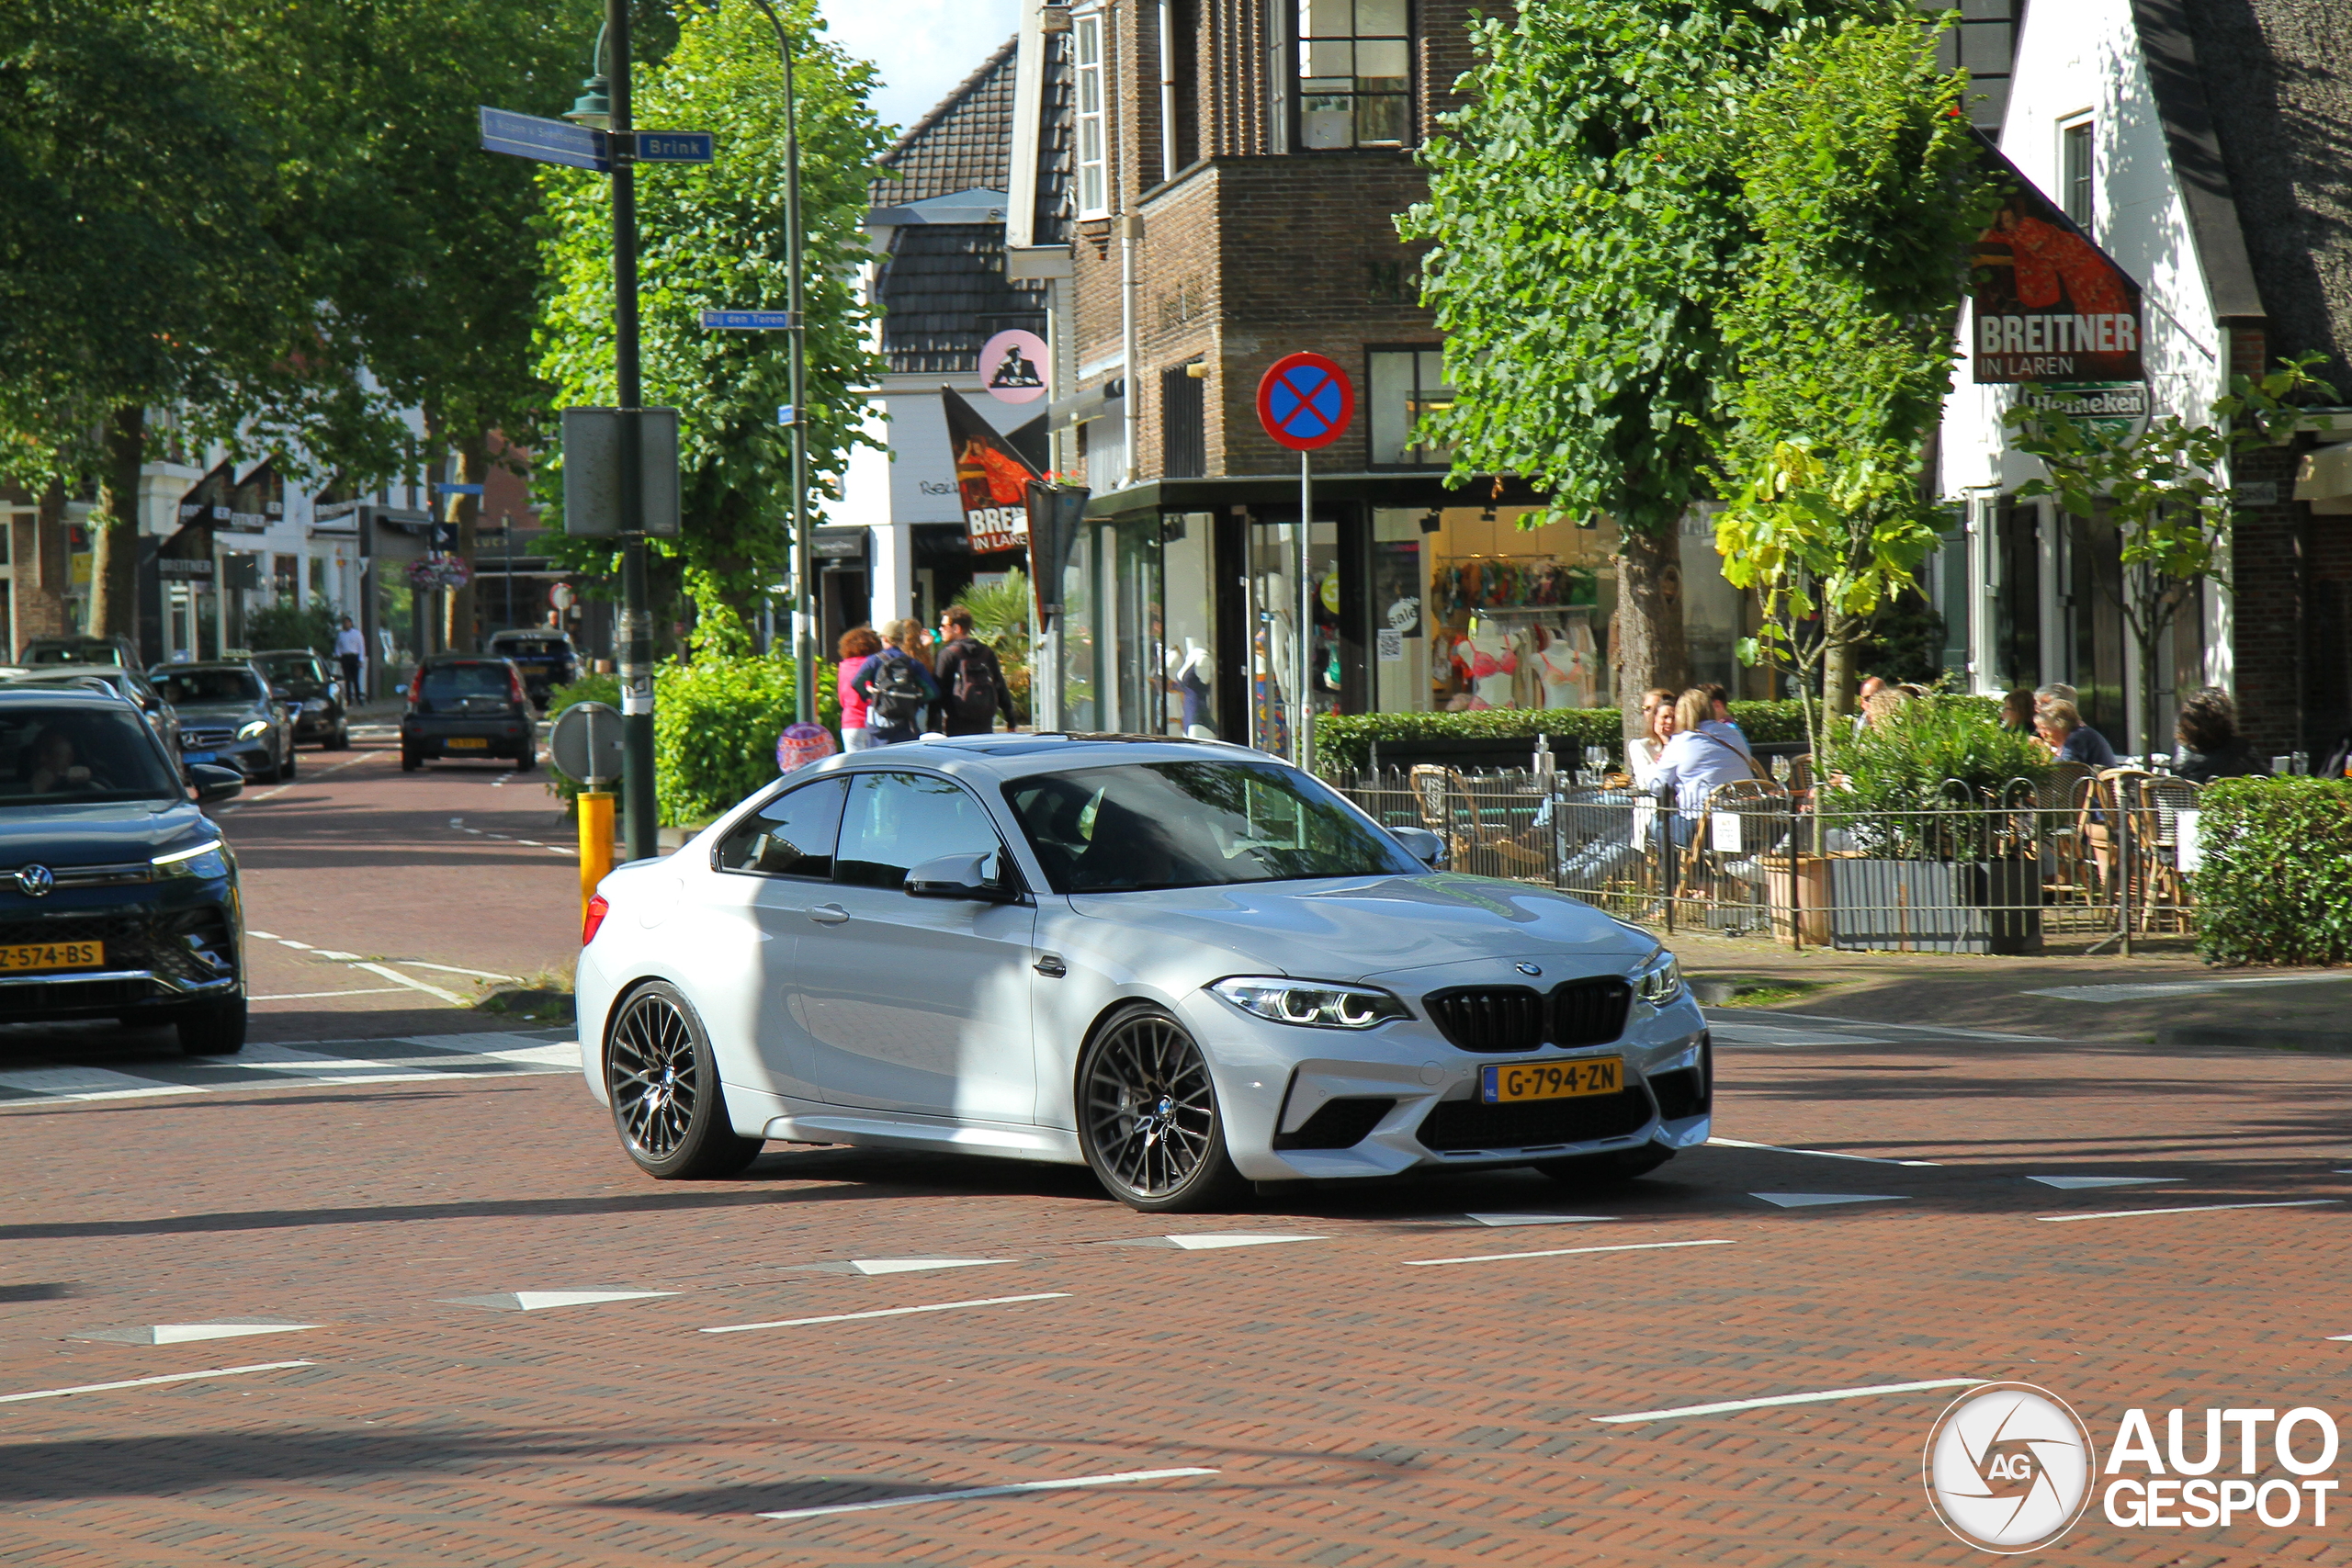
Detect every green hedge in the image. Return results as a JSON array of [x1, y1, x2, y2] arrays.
[[1316, 700, 1811, 775], [547, 654, 838, 826], [2193, 777, 2352, 966]]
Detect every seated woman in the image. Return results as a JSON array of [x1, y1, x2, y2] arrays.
[[1628, 686, 1679, 791], [1651, 688, 1758, 840], [2173, 687, 2269, 783]]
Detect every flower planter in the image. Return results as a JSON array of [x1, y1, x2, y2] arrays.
[[1827, 857, 2043, 954]]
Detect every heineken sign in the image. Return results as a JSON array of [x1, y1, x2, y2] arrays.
[[1971, 138, 2144, 385], [2018, 382, 2150, 439]]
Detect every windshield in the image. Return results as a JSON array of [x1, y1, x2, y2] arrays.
[[259, 656, 326, 692], [156, 669, 266, 705], [0, 705, 181, 805], [1003, 761, 1419, 893], [27, 643, 125, 667], [424, 664, 514, 702], [492, 637, 569, 659]]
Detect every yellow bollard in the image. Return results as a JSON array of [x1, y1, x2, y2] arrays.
[[578, 790, 616, 935]]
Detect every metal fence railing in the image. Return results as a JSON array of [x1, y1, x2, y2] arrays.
[[1340, 766, 2200, 955]]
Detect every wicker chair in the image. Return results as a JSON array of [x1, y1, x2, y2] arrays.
[[2079, 767, 2151, 901], [1678, 777, 1788, 899], [2135, 774, 2203, 931], [2036, 760, 2099, 904], [1409, 763, 1548, 878]]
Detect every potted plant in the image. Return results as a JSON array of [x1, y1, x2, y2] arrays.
[[1815, 695, 2052, 953]]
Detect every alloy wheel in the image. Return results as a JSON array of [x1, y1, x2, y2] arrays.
[[609, 990, 700, 1159], [1083, 1012, 1217, 1199]]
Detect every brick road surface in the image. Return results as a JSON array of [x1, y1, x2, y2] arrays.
[[6, 747, 2352, 1563]]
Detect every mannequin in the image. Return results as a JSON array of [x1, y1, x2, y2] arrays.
[[1165, 637, 1216, 739]]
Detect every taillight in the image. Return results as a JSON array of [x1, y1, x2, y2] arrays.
[[407, 668, 424, 706], [510, 668, 528, 705], [582, 892, 609, 945]]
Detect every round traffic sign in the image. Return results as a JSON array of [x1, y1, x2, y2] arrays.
[[1257, 352, 1355, 451], [549, 700, 624, 786]]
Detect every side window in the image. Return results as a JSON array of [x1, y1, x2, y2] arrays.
[[835, 771, 1007, 890], [714, 776, 847, 877]]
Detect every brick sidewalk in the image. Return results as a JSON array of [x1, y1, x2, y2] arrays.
[[4, 1023, 2349, 1565]]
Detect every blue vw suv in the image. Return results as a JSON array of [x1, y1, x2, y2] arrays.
[[0, 684, 248, 1053]]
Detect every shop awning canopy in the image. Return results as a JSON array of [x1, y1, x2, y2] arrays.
[[1083, 471, 1553, 518]]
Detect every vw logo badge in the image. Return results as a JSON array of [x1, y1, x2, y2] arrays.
[[1514, 961, 1543, 976], [15, 863, 55, 898]]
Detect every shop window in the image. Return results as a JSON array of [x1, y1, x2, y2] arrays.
[[1297, 0, 1412, 151], [1368, 348, 1453, 468], [1076, 12, 1109, 218]]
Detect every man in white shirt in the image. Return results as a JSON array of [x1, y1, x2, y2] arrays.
[[334, 615, 366, 702]]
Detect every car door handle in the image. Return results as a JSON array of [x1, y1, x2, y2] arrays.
[[807, 904, 850, 926], [1034, 952, 1067, 977]]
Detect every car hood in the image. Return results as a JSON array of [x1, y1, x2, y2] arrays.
[[0, 798, 211, 867], [177, 701, 267, 721], [1065, 873, 1657, 983]]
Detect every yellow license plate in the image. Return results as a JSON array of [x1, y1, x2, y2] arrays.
[[447, 737, 490, 749], [0, 940, 105, 974], [1481, 1056, 1623, 1104]]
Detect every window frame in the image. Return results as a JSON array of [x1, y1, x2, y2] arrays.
[[1364, 343, 1454, 469], [711, 773, 849, 881], [830, 766, 1027, 897], [1074, 8, 1111, 219], [1290, 0, 1417, 155], [2059, 116, 2095, 231]]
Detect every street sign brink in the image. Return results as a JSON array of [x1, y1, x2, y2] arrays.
[[479, 107, 609, 173], [1257, 351, 1355, 452], [636, 131, 715, 164], [701, 310, 793, 331]]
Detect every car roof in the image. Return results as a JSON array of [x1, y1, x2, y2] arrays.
[[797, 733, 1283, 785], [161, 661, 264, 672], [0, 684, 130, 710], [254, 648, 322, 659]]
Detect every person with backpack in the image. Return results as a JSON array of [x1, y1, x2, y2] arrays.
[[933, 604, 1014, 736], [851, 619, 940, 746]]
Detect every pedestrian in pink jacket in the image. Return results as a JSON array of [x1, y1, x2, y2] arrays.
[[836, 625, 882, 750]]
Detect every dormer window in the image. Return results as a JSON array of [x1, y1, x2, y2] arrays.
[[1076, 11, 1109, 217]]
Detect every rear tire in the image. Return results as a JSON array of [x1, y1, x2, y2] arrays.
[[1532, 1145, 1674, 1185], [515, 742, 537, 772], [1077, 1005, 1246, 1213], [177, 997, 247, 1056], [401, 749, 421, 773], [281, 747, 298, 780], [604, 982, 762, 1179], [327, 723, 350, 750]]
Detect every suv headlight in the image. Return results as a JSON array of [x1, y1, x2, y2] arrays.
[[1635, 951, 1683, 1007], [301, 698, 328, 712], [1208, 976, 1408, 1029], [236, 718, 270, 739], [153, 839, 228, 880]]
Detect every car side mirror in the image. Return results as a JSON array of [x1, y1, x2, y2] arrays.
[[189, 763, 243, 805], [1393, 826, 1449, 870], [904, 850, 1017, 902]]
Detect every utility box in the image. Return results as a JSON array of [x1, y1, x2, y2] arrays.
[[561, 407, 681, 537]]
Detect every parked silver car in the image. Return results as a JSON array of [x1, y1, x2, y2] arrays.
[[575, 737, 1709, 1211]]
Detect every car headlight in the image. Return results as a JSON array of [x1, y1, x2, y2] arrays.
[[1635, 951, 1683, 1007], [302, 698, 328, 712], [236, 718, 270, 739], [153, 839, 228, 880], [1208, 976, 1408, 1029]]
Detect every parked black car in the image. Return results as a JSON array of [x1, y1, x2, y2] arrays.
[[19, 635, 139, 669], [484, 629, 579, 709], [8, 666, 181, 758], [402, 657, 537, 771], [249, 649, 351, 750], [0, 685, 247, 1053], [150, 663, 297, 783]]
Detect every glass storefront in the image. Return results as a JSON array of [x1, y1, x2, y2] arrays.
[[1394, 504, 1613, 715]]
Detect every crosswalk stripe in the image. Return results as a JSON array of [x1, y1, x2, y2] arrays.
[[0, 1034, 578, 1108]]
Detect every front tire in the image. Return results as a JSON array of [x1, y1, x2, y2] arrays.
[[604, 982, 762, 1179], [1532, 1145, 1674, 1185], [177, 997, 247, 1055], [401, 749, 421, 773], [281, 746, 298, 780], [1077, 1005, 1245, 1213]]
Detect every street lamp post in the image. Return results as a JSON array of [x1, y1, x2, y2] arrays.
[[742, 0, 813, 722]]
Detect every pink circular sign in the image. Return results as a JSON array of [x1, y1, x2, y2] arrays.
[[978, 330, 1050, 404]]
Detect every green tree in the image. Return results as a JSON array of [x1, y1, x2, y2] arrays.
[[535, 0, 889, 645], [2002, 355, 2335, 758], [1708, 18, 1996, 759], [1403, 0, 1908, 740]]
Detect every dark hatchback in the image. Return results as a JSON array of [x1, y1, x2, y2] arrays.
[[484, 630, 578, 709], [0, 687, 248, 1054], [401, 657, 537, 771], [251, 649, 351, 750]]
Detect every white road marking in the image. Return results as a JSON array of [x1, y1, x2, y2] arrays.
[[0, 1360, 315, 1405], [2328, 1336, 2352, 1342], [69, 1322, 319, 1346], [1713, 1010, 2055, 1042], [703, 1293, 1071, 1334], [248, 930, 281, 941], [1101, 1233, 1329, 1251], [1464, 1213, 1620, 1227], [2028, 1175, 2182, 1190], [1592, 1377, 1986, 1425], [1750, 1192, 1909, 1208], [311, 950, 363, 961], [393, 960, 521, 982], [0, 1066, 188, 1100], [352, 962, 467, 1006], [1706, 1022, 1898, 1049], [276, 940, 313, 950], [2037, 1199, 2340, 1224], [2027, 974, 2352, 1002], [249, 989, 410, 1001], [1405, 1239, 1736, 1269], [1711, 1136, 1940, 1168], [755, 1467, 1219, 1520], [437, 1290, 677, 1312], [780, 1258, 1013, 1277]]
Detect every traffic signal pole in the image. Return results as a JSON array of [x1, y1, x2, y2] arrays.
[[607, 0, 657, 862]]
